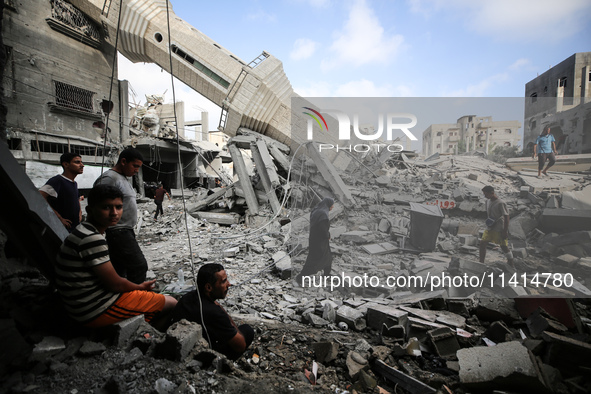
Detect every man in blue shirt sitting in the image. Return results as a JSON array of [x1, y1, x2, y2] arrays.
[[532, 126, 557, 177]]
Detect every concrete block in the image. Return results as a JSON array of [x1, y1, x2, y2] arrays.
[[428, 327, 460, 358], [112, 315, 145, 347], [474, 297, 521, 324], [458, 341, 546, 392], [366, 305, 408, 331], [458, 234, 478, 246], [272, 251, 291, 279], [555, 254, 579, 267], [311, 341, 339, 363], [155, 319, 202, 361], [335, 305, 367, 331], [519, 186, 530, 198]]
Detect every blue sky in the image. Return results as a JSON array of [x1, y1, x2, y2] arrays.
[[118, 0, 591, 139]]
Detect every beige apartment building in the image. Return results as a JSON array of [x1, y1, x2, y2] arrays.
[[422, 115, 521, 157], [524, 52, 591, 154]]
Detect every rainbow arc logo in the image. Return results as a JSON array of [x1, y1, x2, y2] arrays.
[[302, 107, 328, 132]]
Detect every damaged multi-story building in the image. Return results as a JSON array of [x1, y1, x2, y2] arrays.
[[422, 115, 521, 156], [524, 52, 591, 154], [2, 0, 238, 194]]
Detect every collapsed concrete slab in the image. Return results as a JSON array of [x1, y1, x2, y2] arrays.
[[540, 209, 591, 233], [458, 341, 547, 392]]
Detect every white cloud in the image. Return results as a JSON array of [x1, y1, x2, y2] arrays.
[[508, 58, 530, 71], [294, 79, 416, 97], [246, 10, 277, 23], [335, 79, 403, 97], [321, 0, 405, 70], [410, 0, 591, 42], [445, 73, 509, 97], [290, 38, 319, 61]]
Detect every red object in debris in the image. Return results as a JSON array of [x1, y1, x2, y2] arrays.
[[144, 333, 151, 339], [514, 298, 577, 329], [304, 369, 316, 385]]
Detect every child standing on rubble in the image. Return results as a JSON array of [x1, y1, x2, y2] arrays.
[[479, 186, 515, 269], [294, 197, 335, 285]]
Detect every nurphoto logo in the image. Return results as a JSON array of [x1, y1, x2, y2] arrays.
[[303, 106, 419, 153]]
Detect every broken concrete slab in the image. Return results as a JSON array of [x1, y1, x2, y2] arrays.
[[540, 209, 591, 233], [372, 359, 436, 394], [458, 341, 546, 392], [366, 305, 409, 331], [360, 242, 397, 255], [541, 331, 591, 373]]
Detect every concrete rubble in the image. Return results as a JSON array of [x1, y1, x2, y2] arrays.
[[1, 149, 591, 393]]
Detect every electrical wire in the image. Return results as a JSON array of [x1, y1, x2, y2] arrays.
[[164, 0, 211, 349]]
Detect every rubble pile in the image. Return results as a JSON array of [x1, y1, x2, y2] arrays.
[[1, 151, 591, 393]]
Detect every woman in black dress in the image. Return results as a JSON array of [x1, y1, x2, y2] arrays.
[[295, 197, 334, 283]]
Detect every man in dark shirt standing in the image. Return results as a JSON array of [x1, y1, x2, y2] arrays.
[[153, 184, 171, 220], [171, 263, 254, 360], [39, 152, 84, 232]]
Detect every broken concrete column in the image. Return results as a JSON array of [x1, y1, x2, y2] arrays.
[[458, 341, 546, 392], [228, 144, 259, 215], [307, 142, 355, 207], [250, 141, 282, 214]]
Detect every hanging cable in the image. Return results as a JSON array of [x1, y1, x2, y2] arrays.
[[164, 0, 211, 348], [98, 0, 124, 176]]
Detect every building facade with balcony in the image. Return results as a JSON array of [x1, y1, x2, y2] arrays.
[[422, 115, 521, 157], [524, 52, 591, 154]]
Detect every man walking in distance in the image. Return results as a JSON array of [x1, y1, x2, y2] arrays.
[[153, 184, 171, 220], [532, 125, 557, 177], [39, 152, 84, 232], [479, 186, 514, 269], [94, 148, 147, 284]]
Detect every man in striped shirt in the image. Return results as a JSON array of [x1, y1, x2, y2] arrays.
[[55, 184, 177, 330]]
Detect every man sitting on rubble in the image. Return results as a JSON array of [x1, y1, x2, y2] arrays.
[[55, 184, 177, 330], [170, 263, 254, 360], [479, 185, 515, 269]]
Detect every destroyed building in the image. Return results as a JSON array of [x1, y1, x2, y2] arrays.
[[422, 115, 522, 156], [524, 52, 591, 155], [1, 1, 591, 394]]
